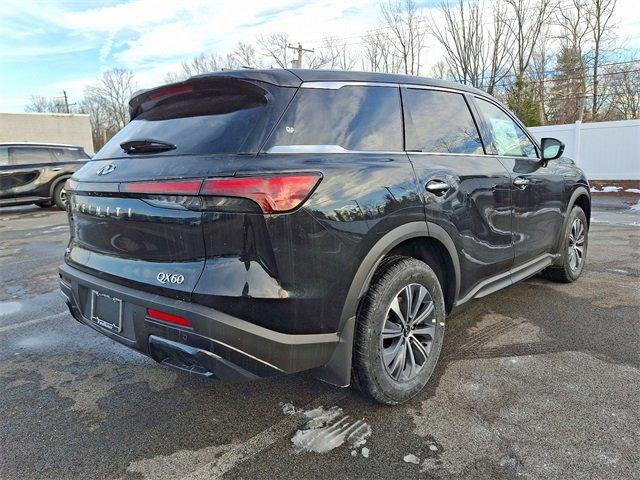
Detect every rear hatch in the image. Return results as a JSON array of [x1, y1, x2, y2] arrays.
[[65, 76, 297, 300]]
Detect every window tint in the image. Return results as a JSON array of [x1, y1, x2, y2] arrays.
[[0, 148, 8, 165], [94, 79, 286, 158], [265, 86, 403, 151], [9, 147, 52, 164], [476, 98, 537, 158], [404, 89, 483, 154], [50, 148, 88, 162]]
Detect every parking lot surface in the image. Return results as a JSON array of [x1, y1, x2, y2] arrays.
[[1, 196, 639, 479]]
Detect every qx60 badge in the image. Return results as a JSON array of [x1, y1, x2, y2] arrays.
[[156, 272, 185, 285], [96, 163, 116, 176]]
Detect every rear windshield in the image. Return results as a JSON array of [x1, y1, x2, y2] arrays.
[[94, 79, 287, 159]]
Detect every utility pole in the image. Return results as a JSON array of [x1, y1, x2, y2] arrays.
[[287, 43, 314, 69], [59, 90, 76, 114], [62, 90, 70, 114]]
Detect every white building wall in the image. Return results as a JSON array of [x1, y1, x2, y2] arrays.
[[529, 120, 640, 180], [0, 112, 94, 154]]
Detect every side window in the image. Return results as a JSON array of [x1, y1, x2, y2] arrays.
[[475, 98, 537, 158], [9, 147, 53, 165], [403, 89, 484, 154], [0, 148, 8, 165], [50, 148, 86, 162], [265, 85, 403, 151]]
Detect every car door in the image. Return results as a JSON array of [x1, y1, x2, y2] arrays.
[[6, 146, 54, 198], [0, 147, 14, 203], [402, 87, 514, 301], [473, 97, 565, 266]]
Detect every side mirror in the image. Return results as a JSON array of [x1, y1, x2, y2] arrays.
[[541, 137, 564, 161]]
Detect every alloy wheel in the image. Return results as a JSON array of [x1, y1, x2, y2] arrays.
[[380, 283, 436, 382], [568, 218, 585, 271]]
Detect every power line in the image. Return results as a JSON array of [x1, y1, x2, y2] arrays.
[[298, 0, 578, 46]]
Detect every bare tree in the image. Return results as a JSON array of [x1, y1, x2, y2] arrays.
[[554, 0, 590, 120], [25, 95, 67, 113], [503, 0, 553, 77], [233, 42, 261, 68], [585, 0, 617, 119], [84, 68, 136, 132], [380, 0, 426, 75], [429, 0, 511, 93], [257, 33, 291, 68], [308, 37, 357, 70], [79, 93, 110, 151], [362, 30, 403, 73]]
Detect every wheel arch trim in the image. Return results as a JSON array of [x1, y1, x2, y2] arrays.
[[313, 221, 460, 387], [555, 185, 590, 254], [49, 174, 72, 198]]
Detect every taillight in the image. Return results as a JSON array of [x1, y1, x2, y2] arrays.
[[121, 179, 202, 195], [119, 173, 321, 213], [146, 308, 193, 328], [201, 174, 321, 213]]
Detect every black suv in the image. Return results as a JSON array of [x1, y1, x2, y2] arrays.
[[0, 143, 90, 209], [59, 70, 590, 404]]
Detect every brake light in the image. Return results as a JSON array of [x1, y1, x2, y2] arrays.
[[201, 174, 321, 213], [146, 308, 193, 328], [122, 179, 202, 195], [148, 85, 193, 100]]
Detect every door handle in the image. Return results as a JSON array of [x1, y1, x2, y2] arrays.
[[513, 177, 530, 188], [426, 179, 450, 195]]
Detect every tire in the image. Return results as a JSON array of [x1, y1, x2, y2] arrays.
[[53, 182, 68, 210], [352, 256, 446, 405], [543, 206, 588, 283]]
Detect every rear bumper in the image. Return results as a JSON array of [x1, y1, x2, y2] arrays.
[[58, 263, 340, 382]]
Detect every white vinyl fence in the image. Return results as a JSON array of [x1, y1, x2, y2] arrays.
[[529, 119, 640, 180]]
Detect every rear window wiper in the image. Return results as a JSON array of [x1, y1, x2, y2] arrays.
[[120, 139, 176, 155]]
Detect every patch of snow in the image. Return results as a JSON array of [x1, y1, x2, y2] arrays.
[[280, 402, 297, 415], [361, 447, 370, 458], [404, 454, 421, 464], [0, 301, 22, 317], [288, 405, 372, 454], [590, 185, 621, 193], [429, 444, 438, 452], [625, 188, 640, 194], [351, 450, 357, 457]]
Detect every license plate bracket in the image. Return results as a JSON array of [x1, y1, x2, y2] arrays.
[[90, 290, 123, 333]]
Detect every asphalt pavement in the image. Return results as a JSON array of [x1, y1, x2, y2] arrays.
[[1, 195, 639, 479]]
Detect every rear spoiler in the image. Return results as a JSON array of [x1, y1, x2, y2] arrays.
[[128, 70, 302, 120]]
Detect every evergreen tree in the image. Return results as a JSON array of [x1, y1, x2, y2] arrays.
[[506, 76, 542, 127], [548, 46, 586, 124]]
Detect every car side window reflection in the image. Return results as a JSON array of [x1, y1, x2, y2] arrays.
[[476, 98, 537, 159], [0, 148, 8, 165], [403, 89, 484, 154]]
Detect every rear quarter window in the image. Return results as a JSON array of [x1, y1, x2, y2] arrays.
[[50, 148, 88, 162], [265, 85, 403, 152]]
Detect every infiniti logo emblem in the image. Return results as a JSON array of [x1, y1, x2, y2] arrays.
[[96, 163, 116, 176]]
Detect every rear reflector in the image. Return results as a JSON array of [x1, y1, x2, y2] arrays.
[[201, 174, 321, 213], [146, 308, 193, 328], [122, 179, 202, 195]]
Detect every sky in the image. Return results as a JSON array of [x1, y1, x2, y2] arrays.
[[0, 0, 638, 112]]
